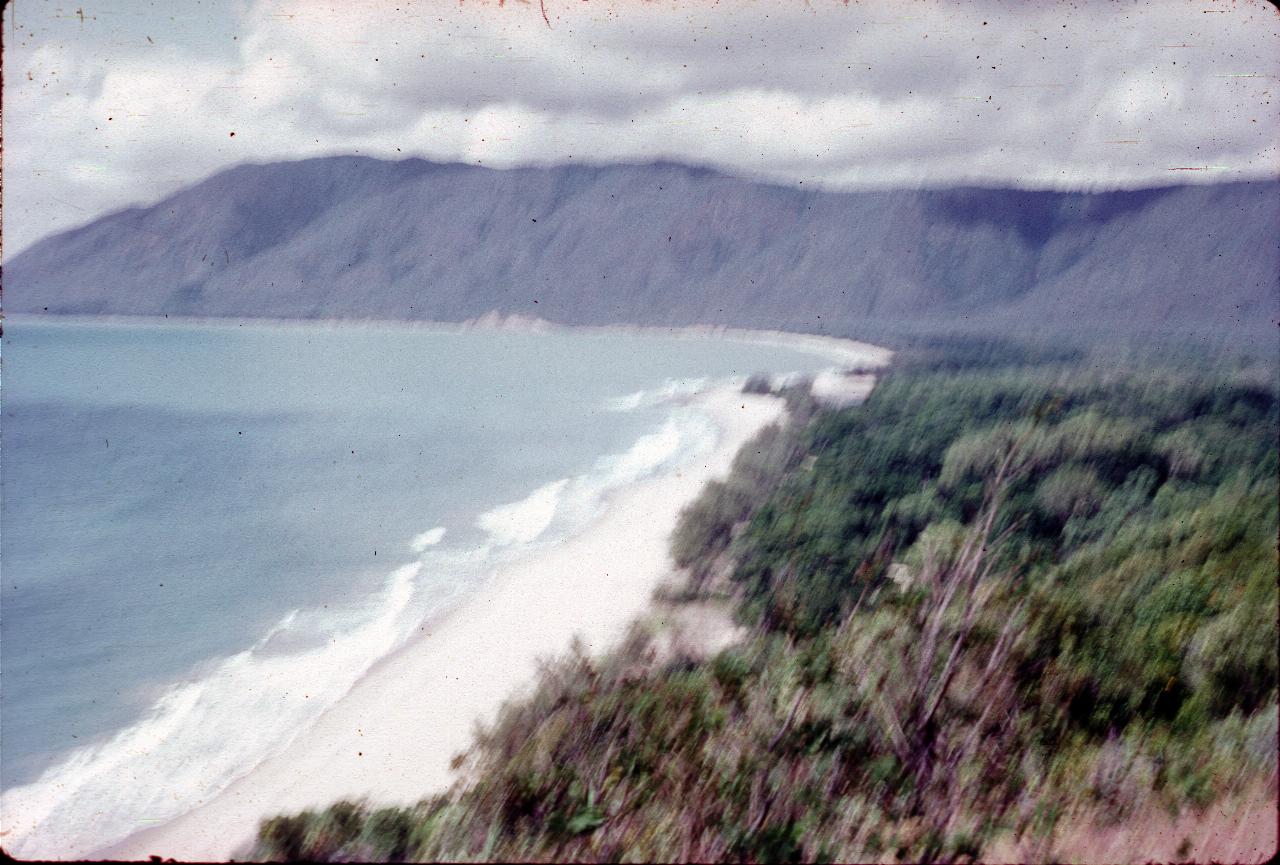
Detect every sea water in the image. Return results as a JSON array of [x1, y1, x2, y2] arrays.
[[0, 318, 839, 854]]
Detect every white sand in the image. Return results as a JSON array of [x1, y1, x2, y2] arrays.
[[100, 386, 789, 862]]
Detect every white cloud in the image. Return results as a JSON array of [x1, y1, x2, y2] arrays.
[[4, 0, 1277, 254]]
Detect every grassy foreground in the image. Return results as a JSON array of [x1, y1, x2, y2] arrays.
[[253, 343, 1278, 863]]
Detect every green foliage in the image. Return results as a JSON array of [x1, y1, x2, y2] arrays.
[[1034, 465, 1103, 520], [253, 351, 1278, 862], [672, 420, 804, 591], [727, 362, 1276, 638]]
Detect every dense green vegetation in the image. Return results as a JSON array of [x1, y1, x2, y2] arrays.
[[254, 343, 1277, 862]]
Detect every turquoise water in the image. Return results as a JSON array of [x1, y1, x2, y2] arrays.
[[0, 318, 837, 853]]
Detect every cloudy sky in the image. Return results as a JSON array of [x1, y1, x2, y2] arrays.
[[4, 0, 1277, 254]]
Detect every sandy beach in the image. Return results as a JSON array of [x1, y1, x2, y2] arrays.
[[98, 384, 800, 861]]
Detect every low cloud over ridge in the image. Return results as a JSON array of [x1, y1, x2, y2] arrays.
[[4, 0, 1278, 253]]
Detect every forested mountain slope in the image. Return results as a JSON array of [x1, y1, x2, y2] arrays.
[[7, 158, 1277, 349]]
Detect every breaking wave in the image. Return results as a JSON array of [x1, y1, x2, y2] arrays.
[[0, 406, 719, 859]]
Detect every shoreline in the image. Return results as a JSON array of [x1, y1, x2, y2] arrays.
[[96, 384, 798, 862], [5, 311, 893, 372], [0, 317, 890, 860]]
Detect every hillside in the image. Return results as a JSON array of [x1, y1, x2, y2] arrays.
[[250, 351, 1279, 863], [5, 158, 1277, 349]]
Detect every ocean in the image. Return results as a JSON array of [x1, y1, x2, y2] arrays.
[[0, 318, 840, 854]]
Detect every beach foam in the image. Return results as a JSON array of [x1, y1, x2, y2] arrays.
[[4, 405, 733, 860], [100, 385, 788, 862], [475, 411, 717, 552], [0, 563, 425, 860], [593, 411, 714, 487], [3, 318, 891, 861], [477, 479, 570, 546], [409, 526, 447, 552], [605, 377, 710, 411]]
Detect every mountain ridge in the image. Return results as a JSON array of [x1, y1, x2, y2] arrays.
[[6, 156, 1277, 349]]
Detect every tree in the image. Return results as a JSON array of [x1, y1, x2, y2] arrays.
[[858, 430, 1030, 829]]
